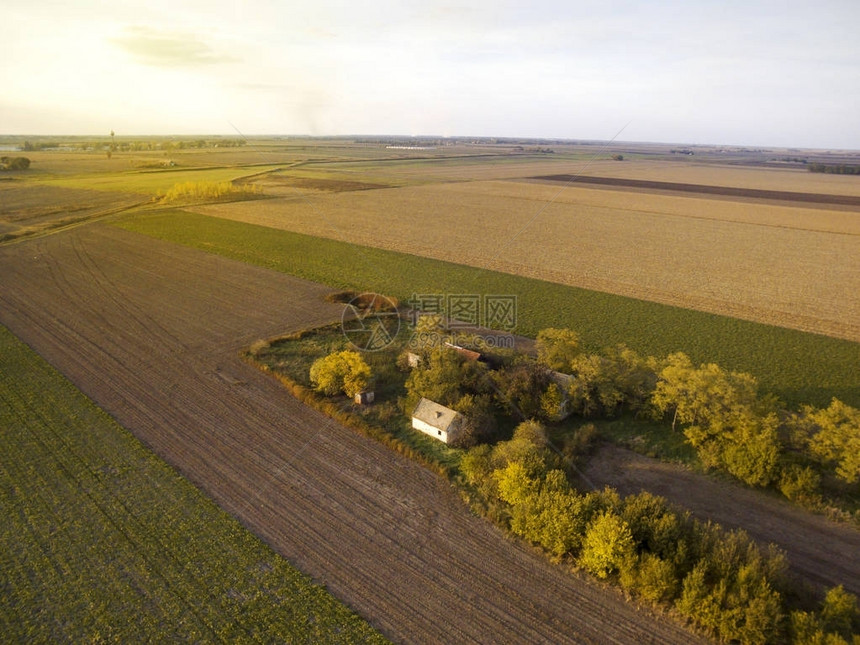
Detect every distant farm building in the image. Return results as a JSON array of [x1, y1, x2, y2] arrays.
[[443, 342, 481, 362], [411, 398, 463, 444]]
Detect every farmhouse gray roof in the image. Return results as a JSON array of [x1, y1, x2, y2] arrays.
[[411, 398, 462, 432]]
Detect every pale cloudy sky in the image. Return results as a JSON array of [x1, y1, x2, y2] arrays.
[[3, 0, 858, 148]]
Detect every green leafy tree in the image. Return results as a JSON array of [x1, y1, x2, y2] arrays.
[[461, 444, 493, 486], [402, 346, 487, 413], [535, 328, 580, 371], [603, 344, 659, 413], [495, 461, 538, 507], [688, 406, 781, 486], [566, 346, 656, 418], [539, 382, 564, 422], [621, 552, 679, 603], [491, 359, 551, 420], [567, 354, 604, 416], [652, 353, 758, 432], [821, 585, 860, 638], [778, 464, 822, 505], [580, 510, 635, 579], [309, 350, 371, 398], [804, 399, 860, 484], [491, 420, 553, 477], [450, 393, 496, 448], [509, 474, 587, 557]]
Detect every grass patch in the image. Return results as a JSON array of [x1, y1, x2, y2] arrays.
[[0, 324, 387, 644], [248, 324, 462, 476], [114, 210, 860, 409], [592, 416, 699, 464]]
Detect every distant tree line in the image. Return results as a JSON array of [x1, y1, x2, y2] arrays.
[[17, 139, 246, 153], [808, 163, 860, 175]]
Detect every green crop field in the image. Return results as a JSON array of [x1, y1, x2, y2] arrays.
[[0, 324, 387, 643], [115, 210, 860, 409], [37, 165, 283, 195]]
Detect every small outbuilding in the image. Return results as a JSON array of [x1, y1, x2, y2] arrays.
[[411, 397, 464, 444], [354, 390, 375, 405]]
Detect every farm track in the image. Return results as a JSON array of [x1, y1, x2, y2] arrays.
[[531, 174, 860, 206], [0, 225, 704, 644], [582, 444, 860, 596]]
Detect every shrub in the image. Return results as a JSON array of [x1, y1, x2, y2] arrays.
[[621, 552, 679, 603], [0, 156, 31, 170], [562, 423, 598, 460], [535, 327, 580, 371], [579, 510, 635, 579], [778, 464, 822, 505], [821, 586, 860, 638]]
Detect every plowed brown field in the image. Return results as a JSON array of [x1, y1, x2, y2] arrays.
[[0, 226, 705, 644]]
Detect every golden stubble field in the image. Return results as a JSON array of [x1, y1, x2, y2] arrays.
[[193, 169, 860, 342], [327, 157, 860, 196]]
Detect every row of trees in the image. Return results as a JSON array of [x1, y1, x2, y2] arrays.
[[461, 421, 860, 644], [19, 139, 247, 152], [807, 163, 860, 175], [533, 329, 860, 503]]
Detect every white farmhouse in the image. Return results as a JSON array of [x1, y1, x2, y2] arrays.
[[411, 398, 464, 444]]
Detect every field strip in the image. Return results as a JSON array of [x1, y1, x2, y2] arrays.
[[0, 226, 706, 644], [530, 173, 860, 206], [114, 211, 860, 409], [185, 179, 860, 346], [0, 323, 387, 643]]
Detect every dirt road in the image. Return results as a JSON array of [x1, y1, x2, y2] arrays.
[[0, 225, 703, 644], [582, 444, 860, 596]]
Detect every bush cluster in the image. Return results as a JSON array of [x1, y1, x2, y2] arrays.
[[535, 329, 859, 511], [462, 422, 860, 644], [0, 156, 30, 170]]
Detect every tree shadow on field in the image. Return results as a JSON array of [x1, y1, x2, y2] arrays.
[[775, 384, 860, 410]]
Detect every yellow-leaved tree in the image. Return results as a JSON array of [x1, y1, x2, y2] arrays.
[[309, 350, 371, 398]]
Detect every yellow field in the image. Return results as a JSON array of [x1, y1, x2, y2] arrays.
[[193, 175, 860, 342]]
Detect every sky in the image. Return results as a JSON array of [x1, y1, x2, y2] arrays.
[[3, 0, 858, 148]]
